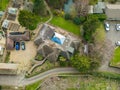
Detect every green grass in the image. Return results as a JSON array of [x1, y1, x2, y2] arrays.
[[110, 47, 120, 67], [60, 76, 119, 90], [50, 16, 80, 36], [0, 0, 9, 11], [25, 80, 42, 90], [4, 51, 10, 63], [93, 23, 105, 44]]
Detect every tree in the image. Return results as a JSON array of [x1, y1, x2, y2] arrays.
[[46, 0, 67, 9], [18, 10, 39, 30], [83, 14, 100, 42], [71, 54, 91, 72], [33, 0, 46, 16]]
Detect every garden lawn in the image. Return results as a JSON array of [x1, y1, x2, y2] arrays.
[[0, 0, 9, 11], [50, 16, 80, 36], [110, 47, 120, 68], [25, 80, 42, 90]]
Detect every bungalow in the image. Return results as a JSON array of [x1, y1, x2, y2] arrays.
[[105, 4, 120, 20], [34, 24, 80, 62], [6, 31, 30, 50]]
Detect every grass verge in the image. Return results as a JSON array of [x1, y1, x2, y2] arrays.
[[110, 47, 120, 68], [25, 80, 42, 90]]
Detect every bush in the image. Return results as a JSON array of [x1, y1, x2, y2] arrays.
[[109, 0, 117, 4], [64, 13, 71, 20], [79, 16, 86, 23], [18, 10, 39, 30], [73, 17, 81, 25], [93, 14, 107, 21], [90, 72, 120, 81]]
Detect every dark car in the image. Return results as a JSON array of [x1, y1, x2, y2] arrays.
[[15, 42, 20, 50], [21, 42, 25, 50]]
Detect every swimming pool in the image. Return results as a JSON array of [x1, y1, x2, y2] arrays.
[[51, 32, 66, 45]]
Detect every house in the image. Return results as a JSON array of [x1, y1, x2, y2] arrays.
[[93, 2, 105, 14], [6, 31, 30, 50], [34, 24, 80, 62], [2, 20, 10, 29], [105, 4, 120, 20], [0, 11, 4, 17], [8, 7, 18, 15]]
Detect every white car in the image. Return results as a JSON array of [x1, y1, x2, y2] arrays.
[[105, 23, 110, 31], [115, 41, 120, 46], [116, 24, 120, 31]]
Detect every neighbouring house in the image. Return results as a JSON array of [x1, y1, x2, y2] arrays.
[[6, 31, 30, 50], [7, 7, 18, 21], [93, 2, 105, 14], [88, 5, 93, 14], [34, 24, 80, 62], [8, 7, 18, 15], [105, 4, 120, 20], [2, 20, 20, 31], [0, 46, 4, 55], [2, 20, 10, 30], [0, 63, 19, 75], [0, 11, 4, 17]]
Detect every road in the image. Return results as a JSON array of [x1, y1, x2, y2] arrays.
[[0, 68, 79, 86]]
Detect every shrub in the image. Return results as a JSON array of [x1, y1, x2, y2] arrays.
[[109, 0, 117, 4], [90, 72, 120, 81], [93, 14, 107, 21], [79, 16, 86, 23], [73, 17, 81, 25], [64, 13, 71, 20]]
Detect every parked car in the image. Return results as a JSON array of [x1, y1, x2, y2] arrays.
[[105, 23, 110, 31], [115, 41, 120, 46], [116, 24, 120, 31], [15, 42, 20, 50], [21, 42, 25, 50]]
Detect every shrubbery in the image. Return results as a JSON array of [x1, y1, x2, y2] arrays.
[[73, 17, 81, 25], [18, 10, 40, 30], [90, 72, 120, 80]]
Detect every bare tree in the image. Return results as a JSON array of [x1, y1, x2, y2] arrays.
[[75, 0, 89, 16]]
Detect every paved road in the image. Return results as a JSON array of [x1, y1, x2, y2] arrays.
[[0, 68, 78, 86]]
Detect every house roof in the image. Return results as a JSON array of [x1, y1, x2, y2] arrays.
[[8, 31, 30, 41], [8, 7, 18, 15], [106, 4, 120, 9], [93, 2, 105, 13], [0, 63, 18, 70], [105, 4, 120, 20], [6, 38, 14, 50], [2, 20, 10, 29], [6, 31, 30, 50], [0, 11, 4, 17]]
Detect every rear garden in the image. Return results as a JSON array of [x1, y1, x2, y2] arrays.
[[50, 16, 80, 36], [110, 47, 120, 68]]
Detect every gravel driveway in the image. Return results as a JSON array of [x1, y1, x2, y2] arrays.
[[10, 41, 37, 72], [106, 21, 120, 46]]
